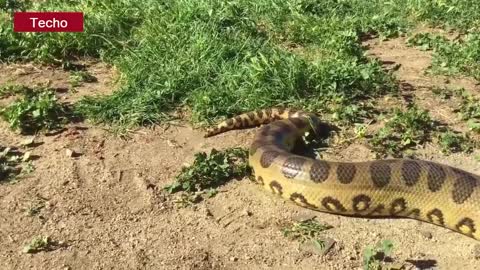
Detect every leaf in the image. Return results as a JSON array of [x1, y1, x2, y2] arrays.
[[380, 239, 394, 256]]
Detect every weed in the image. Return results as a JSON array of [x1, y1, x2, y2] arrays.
[[282, 217, 332, 251], [431, 86, 455, 100], [406, 33, 448, 51], [74, 0, 398, 128], [0, 83, 28, 98], [69, 70, 97, 88], [22, 236, 55, 254], [363, 239, 394, 270], [438, 131, 474, 155], [26, 198, 45, 217], [0, 88, 75, 133], [165, 147, 251, 201], [447, 89, 480, 133], [429, 34, 480, 80], [0, 1, 143, 62], [371, 106, 434, 156], [467, 120, 480, 133], [457, 93, 480, 121]]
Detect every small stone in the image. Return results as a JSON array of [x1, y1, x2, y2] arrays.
[[292, 213, 317, 222], [229, 256, 238, 262], [22, 151, 31, 162], [300, 237, 336, 256], [243, 210, 252, 217], [204, 208, 213, 217], [65, 149, 74, 157], [20, 137, 36, 146], [420, 230, 433, 240]]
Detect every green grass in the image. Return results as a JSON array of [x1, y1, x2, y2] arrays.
[[370, 105, 435, 157], [406, 32, 449, 51], [282, 217, 332, 251], [363, 239, 395, 270], [407, 32, 480, 80], [438, 131, 474, 155], [0, 83, 28, 98], [431, 87, 480, 134], [456, 89, 480, 122], [1, 0, 143, 62], [69, 70, 97, 88], [1, 0, 479, 131], [0, 87, 78, 134], [164, 147, 251, 205]]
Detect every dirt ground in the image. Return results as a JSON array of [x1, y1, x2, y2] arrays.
[[1, 31, 480, 270]]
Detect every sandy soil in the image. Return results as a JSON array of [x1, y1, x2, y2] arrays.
[[1, 31, 480, 270]]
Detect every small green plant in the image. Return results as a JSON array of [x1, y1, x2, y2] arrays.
[[438, 131, 474, 155], [458, 94, 480, 121], [449, 89, 480, 133], [363, 239, 394, 270], [22, 236, 54, 254], [26, 200, 45, 217], [371, 106, 434, 156], [431, 86, 454, 100], [406, 33, 448, 51], [165, 147, 251, 202], [282, 217, 332, 250], [0, 83, 28, 98], [69, 70, 97, 88], [0, 88, 72, 133]]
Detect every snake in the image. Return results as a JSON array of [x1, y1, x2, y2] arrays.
[[204, 108, 480, 240]]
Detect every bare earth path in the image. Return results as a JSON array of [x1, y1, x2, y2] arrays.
[[1, 34, 480, 269]]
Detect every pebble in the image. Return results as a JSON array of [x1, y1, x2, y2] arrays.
[[65, 149, 74, 157], [420, 230, 433, 240]]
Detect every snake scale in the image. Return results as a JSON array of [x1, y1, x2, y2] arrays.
[[205, 108, 480, 240]]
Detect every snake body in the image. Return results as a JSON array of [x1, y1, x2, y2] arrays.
[[205, 108, 480, 240]]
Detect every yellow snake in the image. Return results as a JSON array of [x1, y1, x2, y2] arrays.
[[205, 108, 480, 240]]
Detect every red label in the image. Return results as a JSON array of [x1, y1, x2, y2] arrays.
[[14, 12, 84, 32]]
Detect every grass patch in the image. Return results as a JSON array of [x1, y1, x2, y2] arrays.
[[363, 239, 395, 270], [407, 32, 480, 80], [71, 0, 403, 128], [455, 89, 480, 122], [430, 34, 480, 80], [406, 32, 449, 51], [164, 147, 251, 205], [430, 87, 480, 133], [0, 83, 29, 98], [438, 131, 474, 155], [431, 86, 455, 100], [0, 0, 144, 62], [69, 70, 97, 88], [282, 217, 332, 251], [2, 0, 480, 131], [370, 106, 435, 157], [0, 87, 78, 134]]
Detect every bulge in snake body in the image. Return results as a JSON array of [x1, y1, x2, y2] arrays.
[[205, 108, 480, 240]]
